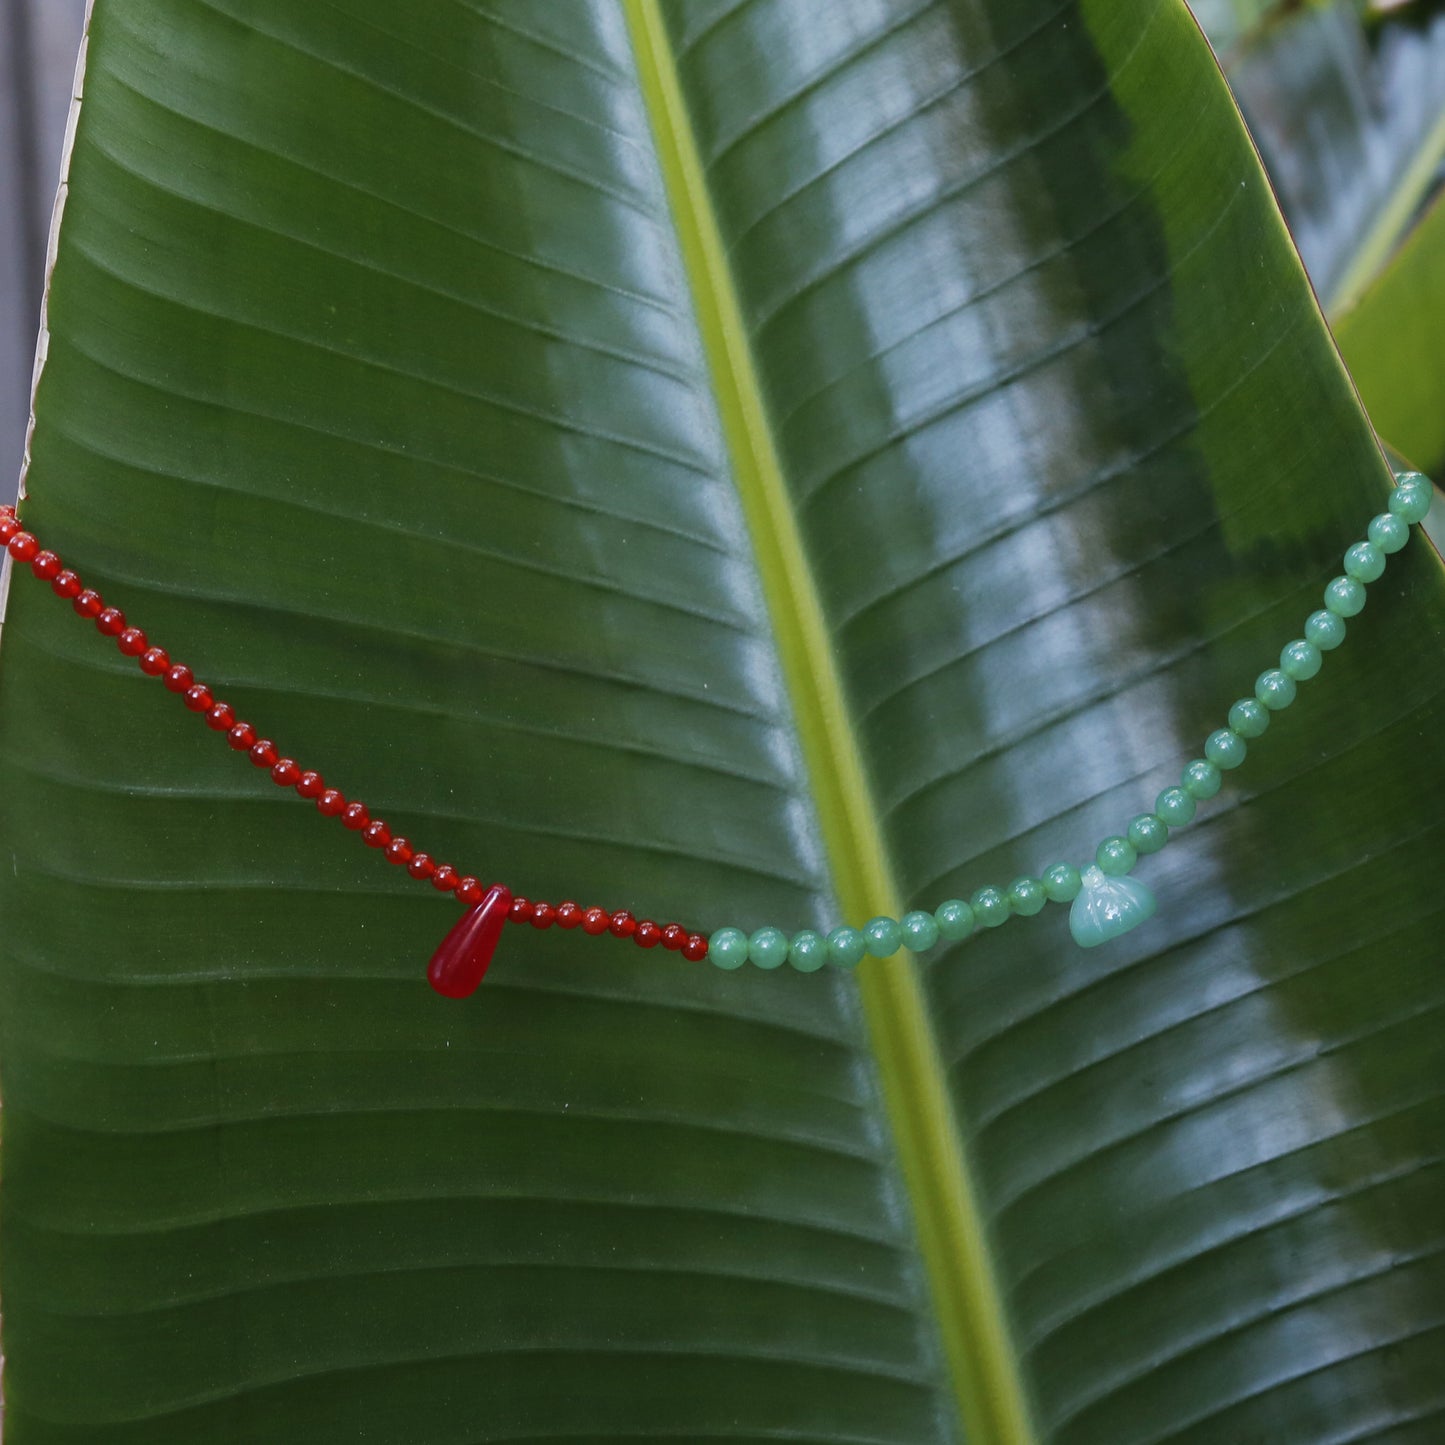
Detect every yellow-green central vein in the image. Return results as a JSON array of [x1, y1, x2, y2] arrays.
[[622, 6, 1037, 1444]]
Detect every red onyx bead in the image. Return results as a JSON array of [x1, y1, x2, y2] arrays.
[[116, 627, 147, 657], [530, 901, 556, 929], [408, 852, 437, 881], [341, 801, 369, 830], [271, 758, 301, 787], [609, 910, 637, 939], [362, 819, 391, 848], [7, 532, 38, 562], [163, 664, 194, 694], [73, 589, 103, 619], [682, 934, 709, 962], [0, 516, 18, 543], [556, 901, 582, 929], [249, 738, 279, 768], [317, 789, 346, 817], [96, 607, 126, 637], [427, 883, 513, 999], [385, 836, 413, 865], [432, 865, 460, 893], [139, 647, 170, 676], [295, 770, 324, 799], [581, 907, 610, 936], [634, 920, 662, 949], [661, 924, 687, 951], [227, 723, 256, 750], [51, 569, 81, 599], [508, 895, 533, 923], [31, 550, 61, 581], [455, 876, 484, 906], [206, 701, 236, 731], [184, 683, 214, 713]]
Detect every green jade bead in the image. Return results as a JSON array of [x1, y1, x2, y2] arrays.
[[934, 899, 975, 940], [1183, 758, 1222, 799], [1041, 863, 1081, 903], [1155, 786, 1196, 826], [749, 926, 789, 970], [1389, 474, 1432, 525], [1280, 639, 1322, 681], [1128, 813, 1169, 855], [709, 927, 749, 970], [1205, 728, 1247, 770], [1304, 609, 1345, 651], [1367, 512, 1408, 554], [1323, 576, 1365, 618], [863, 916, 903, 958], [1228, 698, 1270, 739], [970, 886, 1010, 928], [1007, 877, 1047, 916], [1343, 541, 1385, 584], [788, 930, 828, 972], [1096, 836, 1137, 876], [1255, 668, 1297, 711], [900, 910, 940, 951], [826, 925, 866, 969]]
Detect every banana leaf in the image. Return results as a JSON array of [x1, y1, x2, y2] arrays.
[[1, 2, 1442, 1442]]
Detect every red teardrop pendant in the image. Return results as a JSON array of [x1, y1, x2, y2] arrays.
[[427, 884, 513, 998]]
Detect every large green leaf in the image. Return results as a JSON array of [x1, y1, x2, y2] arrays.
[[1, 2, 1442, 1442]]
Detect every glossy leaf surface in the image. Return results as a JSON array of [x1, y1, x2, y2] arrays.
[[1, 3, 1442, 1443]]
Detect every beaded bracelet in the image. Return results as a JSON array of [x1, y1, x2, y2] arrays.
[[0, 472, 1433, 997]]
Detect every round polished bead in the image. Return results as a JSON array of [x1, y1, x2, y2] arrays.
[[31, 550, 61, 580], [826, 925, 867, 968], [1255, 669, 1297, 711], [660, 922, 686, 949], [51, 569, 81, 599], [340, 800, 369, 829], [384, 836, 414, 865], [634, 919, 661, 948], [901, 909, 942, 949], [316, 788, 346, 817], [683, 933, 709, 962], [139, 647, 170, 676], [1343, 541, 1385, 583], [788, 929, 827, 971], [1041, 864, 1082, 903], [529, 898, 556, 924], [1227, 699, 1269, 739], [609, 910, 637, 938], [184, 683, 214, 713], [862, 916, 903, 958], [1280, 639, 1321, 681], [1127, 814, 1169, 855], [434, 865, 461, 894], [409, 853, 438, 881], [1205, 728, 1247, 770], [96, 606, 126, 637], [271, 758, 301, 788], [0, 514, 18, 543], [1389, 475, 1432, 524], [456, 877, 484, 906], [508, 895, 532, 921], [1304, 609, 1346, 652], [227, 722, 257, 751], [360, 818, 391, 847], [73, 589, 103, 619], [709, 926, 749, 969], [1096, 836, 1137, 876], [249, 739, 280, 769], [163, 664, 194, 694], [557, 902, 584, 931], [1155, 787, 1196, 826], [206, 702, 236, 731], [1367, 512, 1409, 554], [935, 898, 976, 938], [1006, 878, 1046, 917], [970, 887, 1010, 929], [1324, 575, 1365, 617], [1182, 759, 1222, 799], [7, 531, 38, 562], [116, 627, 147, 657], [749, 926, 790, 968], [295, 770, 325, 799], [581, 907, 609, 936]]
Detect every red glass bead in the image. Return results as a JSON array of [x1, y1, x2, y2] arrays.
[[163, 664, 194, 694], [295, 770, 324, 799], [455, 876, 484, 906], [432, 864, 460, 893], [51, 569, 81, 599], [207, 702, 236, 732], [73, 589, 103, 619], [7, 532, 38, 562], [31, 550, 61, 581], [317, 788, 346, 817], [184, 683, 214, 713], [341, 800, 369, 830], [634, 920, 662, 949], [227, 723, 256, 751], [271, 758, 301, 787], [508, 895, 533, 923], [139, 647, 170, 676], [609, 910, 636, 938], [362, 818, 391, 849], [556, 901, 582, 929], [682, 934, 709, 962], [116, 627, 147, 657], [249, 738, 279, 768], [0, 515, 18, 543], [96, 606, 126, 637], [408, 852, 437, 881], [385, 836, 414, 865], [427, 884, 513, 999], [530, 901, 556, 929], [581, 907, 609, 936], [661, 924, 687, 951]]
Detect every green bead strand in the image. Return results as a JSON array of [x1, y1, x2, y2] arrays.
[[1323, 575, 1365, 617], [1367, 512, 1408, 554], [1343, 540, 1385, 583], [1041, 864, 1081, 902], [1155, 786, 1196, 826], [934, 899, 975, 940], [1007, 877, 1047, 916], [1390, 473, 1432, 524], [900, 910, 940, 951], [1128, 813, 1168, 855], [1182, 758, 1222, 799], [709, 927, 749, 970], [1304, 609, 1345, 651], [1255, 668, 1297, 711], [1227, 698, 1270, 738], [789, 930, 828, 972], [970, 886, 1010, 928], [1096, 836, 1137, 876], [863, 916, 902, 958], [1280, 639, 1321, 681], [827, 925, 866, 968], [749, 926, 789, 970], [1205, 728, 1247, 770]]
